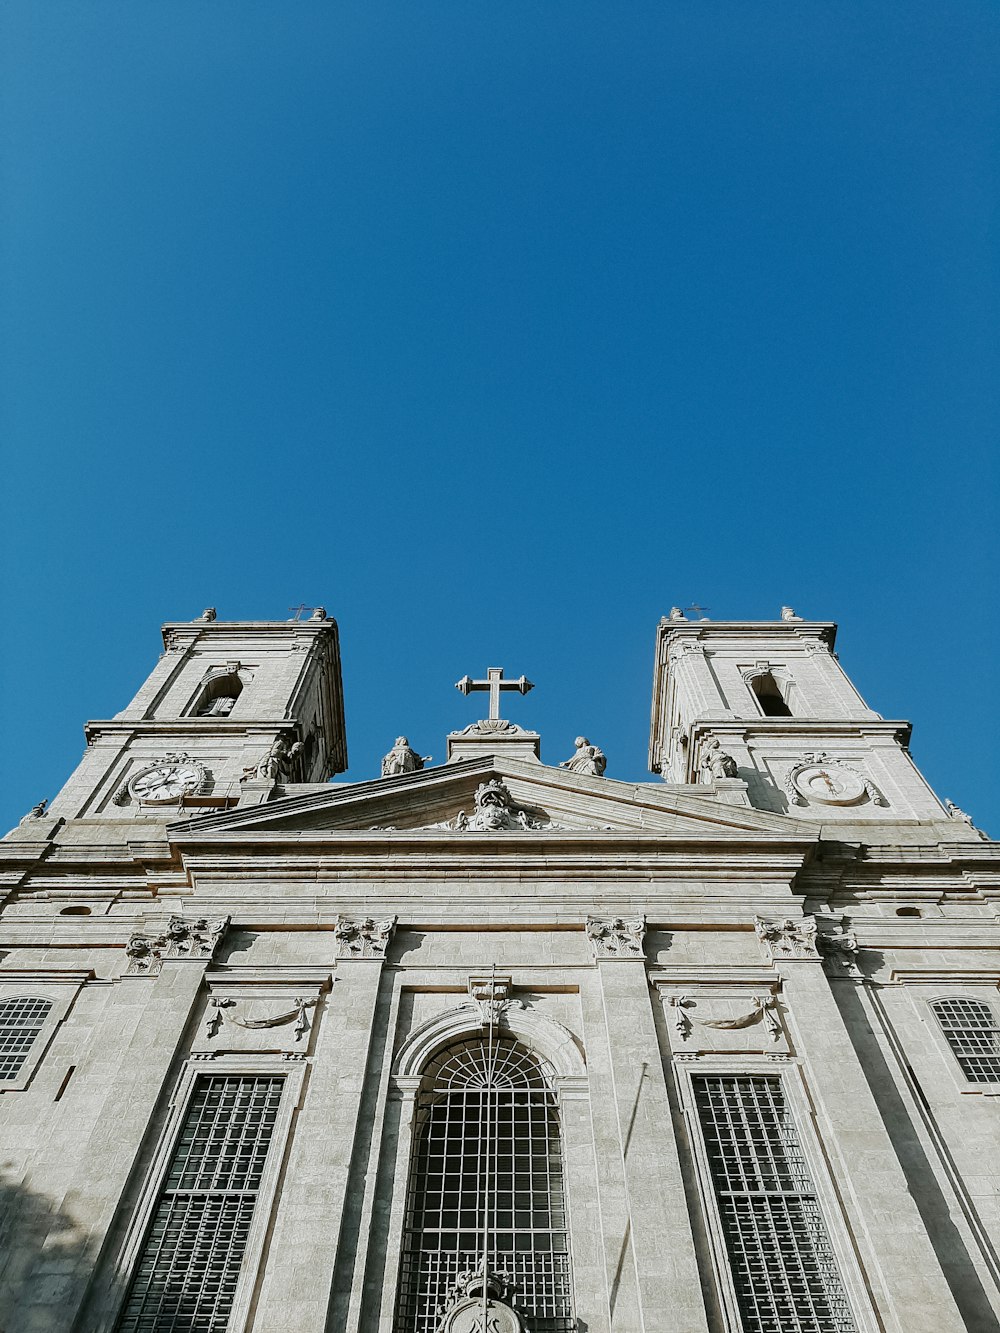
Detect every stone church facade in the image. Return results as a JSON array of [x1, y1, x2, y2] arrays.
[[1, 607, 998, 1333]]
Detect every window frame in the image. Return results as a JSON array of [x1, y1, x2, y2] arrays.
[[929, 994, 1000, 1092], [0, 973, 87, 1092], [183, 666, 251, 719], [100, 1053, 304, 1333], [393, 1032, 576, 1333], [673, 1054, 877, 1333], [746, 668, 796, 718]]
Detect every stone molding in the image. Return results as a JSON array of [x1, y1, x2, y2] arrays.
[[586, 915, 646, 959], [392, 1001, 586, 1082], [124, 914, 230, 976]]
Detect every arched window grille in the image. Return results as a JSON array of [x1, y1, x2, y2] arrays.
[[932, 998, 1000, 1083], [395, 1033, 574, 1333], [0, 996, 53, 1080]]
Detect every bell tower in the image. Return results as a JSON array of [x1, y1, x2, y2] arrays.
[[648, 608, 950, 823], [46, 609, 347, 820]]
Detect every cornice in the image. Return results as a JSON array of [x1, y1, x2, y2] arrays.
[[687, 718, 913, 745], [83, 717, 309, 742], [656, 619, 838, 647], [649, 967, 778, 987], [889, 968, 1000, 987], [205, 965, 333, 989]]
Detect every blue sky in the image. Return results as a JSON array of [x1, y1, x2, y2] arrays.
[[1, 2, 997, 834]]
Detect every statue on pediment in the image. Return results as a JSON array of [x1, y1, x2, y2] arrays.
[[560, 737, 607, 777], [381, 736, 431, 777]]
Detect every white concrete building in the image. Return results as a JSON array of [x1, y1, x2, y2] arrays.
[[1, 607, 998, 1333]]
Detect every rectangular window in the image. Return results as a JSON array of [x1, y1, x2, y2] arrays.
[[0, 996, 53, 1079], [116, 1075, 283, 1333], [694, 1074, 857, 1333], [932, 998, 1000, 1083]]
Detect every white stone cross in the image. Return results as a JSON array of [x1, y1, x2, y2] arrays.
[[455, 667, 533, 721]]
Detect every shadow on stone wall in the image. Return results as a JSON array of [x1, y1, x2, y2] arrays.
[[832, 977, 1000, 1333], [0, 1164, 95, 1333]]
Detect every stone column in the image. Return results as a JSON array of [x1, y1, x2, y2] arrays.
[[251, 916, 396, 1333], [586, 917, 711, 1333], [14, 915, 228, 1333], [754, 915, 967, 1333]]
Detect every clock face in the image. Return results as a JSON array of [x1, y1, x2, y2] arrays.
[[128, 761, 205, 805], [792, 762, 866, 806]]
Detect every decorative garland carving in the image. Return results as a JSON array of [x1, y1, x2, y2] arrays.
[[205, 996, 316, 1040], [668, 993, 780, 1041]]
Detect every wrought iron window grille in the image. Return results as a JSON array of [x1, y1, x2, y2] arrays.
[[395, 1034, 574, 1333]]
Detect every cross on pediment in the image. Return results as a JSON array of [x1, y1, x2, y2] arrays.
[[455, 667, 533, 722]]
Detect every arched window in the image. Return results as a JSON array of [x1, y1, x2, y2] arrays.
[[192, 672, 243, 717], [750, 671, 793, 717], [932, 998, 1000, 1083], [0, 996, 53, 1080], [395, 1033, 574, 1333]]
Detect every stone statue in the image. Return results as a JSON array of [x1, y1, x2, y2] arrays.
[[18, 799, 48, 824], [944, 799, 986, 838], [381, 737, 431, 777], [310, 606, 327, 620], [700, 737, 738, 781], [248, 736, 304, 782], [198, 607, 217, 622], [559, 737, 607, 777], [780, 606, 802, 621], [668, 606, 686, 621]]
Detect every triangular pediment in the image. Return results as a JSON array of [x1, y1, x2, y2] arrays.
[[169, 755, 812, 844]]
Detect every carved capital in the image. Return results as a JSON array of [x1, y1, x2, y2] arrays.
[[125, 914, 230, 976], [334, 915, 396, 960], [753, 914, 819, 962], [586, 915, 646, 960], [817, 927, 862, 978]]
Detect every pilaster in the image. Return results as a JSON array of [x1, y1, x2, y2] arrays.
[[13, 935, 220, 1333], [587, 917, 710, 1333], [755, 915, 968, 1333], [251, 917, 396, 1333]]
